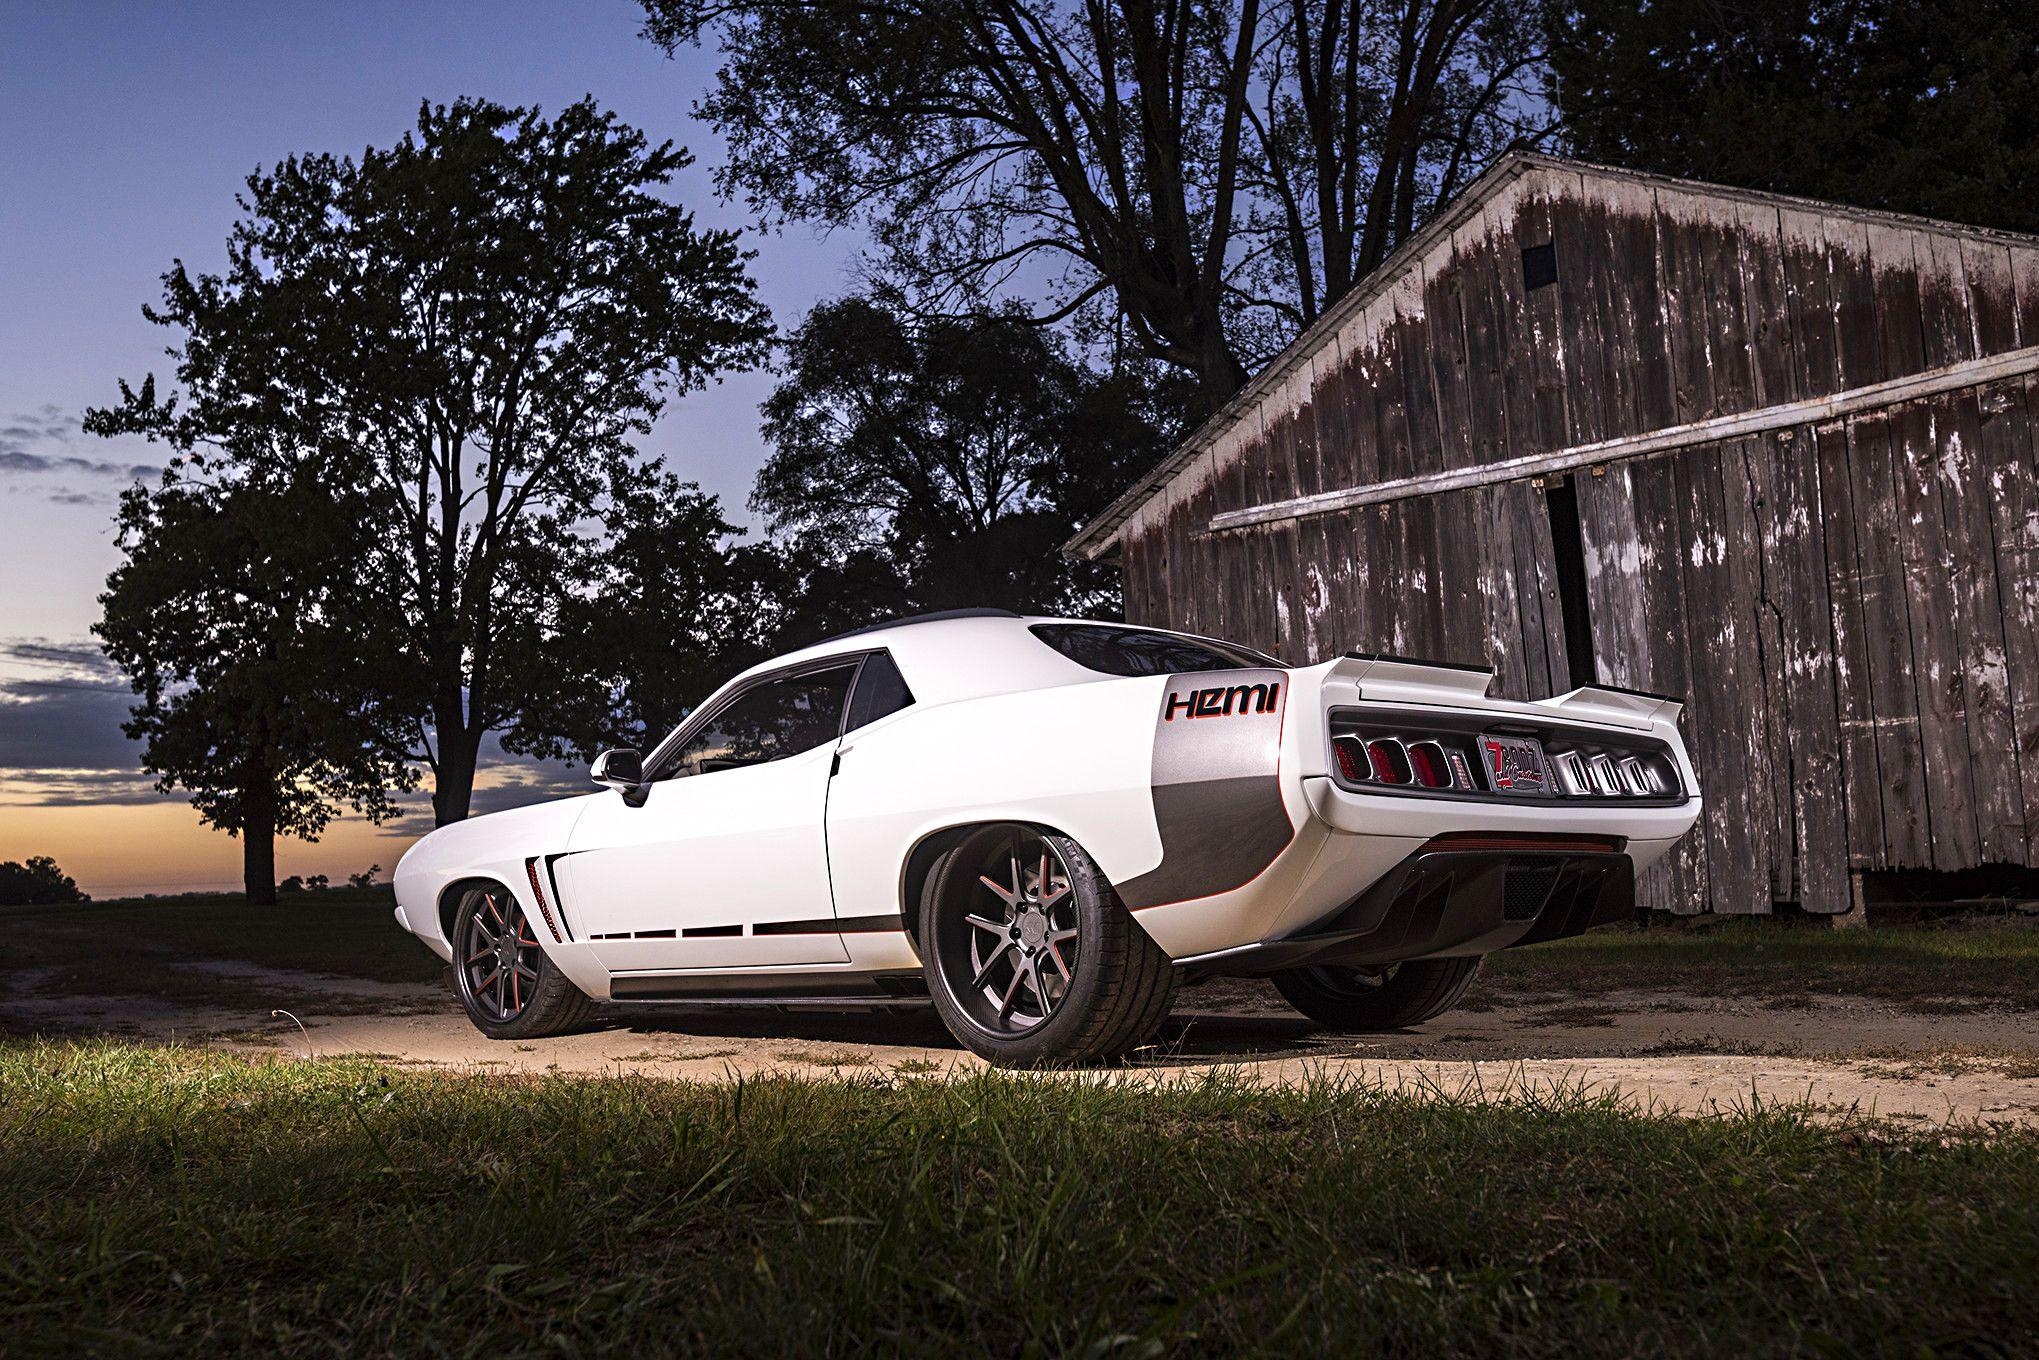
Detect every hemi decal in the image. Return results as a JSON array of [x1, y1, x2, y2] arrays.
[[1116, 668, 1295, 912], [1163, 680, 1282, 722]]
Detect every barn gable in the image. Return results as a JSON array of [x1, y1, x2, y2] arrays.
[[1073, 153, 2039, 915]]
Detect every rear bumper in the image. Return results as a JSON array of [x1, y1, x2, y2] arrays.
[[1176, 837, 1635, 975]]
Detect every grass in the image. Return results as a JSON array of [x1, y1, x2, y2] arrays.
[[0, 889, 443, 1022], [2, 1042, 2035, 1357], [1474, 916, 2039, 1011]]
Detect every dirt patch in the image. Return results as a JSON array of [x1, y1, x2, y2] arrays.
[[10, 959, 2035, 1126]]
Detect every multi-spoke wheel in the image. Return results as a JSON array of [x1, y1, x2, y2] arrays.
[[1271, 956, 1482, 1032], [921, 825, 1175, 1068], [448, 885, 598, 1040]]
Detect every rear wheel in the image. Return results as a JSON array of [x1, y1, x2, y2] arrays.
[[920, 825, 1175, 1068], [1272, 957, 1481, 1031], [450, 885, 597, 1040]]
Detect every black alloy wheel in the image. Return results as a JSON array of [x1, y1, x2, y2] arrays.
[[921, 824, 1176, 1067], [449, 885, 599, 1040]]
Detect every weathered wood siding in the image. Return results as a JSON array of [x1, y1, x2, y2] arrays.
[[1115, 158, 2039, 914]]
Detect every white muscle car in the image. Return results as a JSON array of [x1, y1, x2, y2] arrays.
[[394, 609, 1701, 1066]]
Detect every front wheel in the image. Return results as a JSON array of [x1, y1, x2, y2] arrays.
[[920, 825, 1176, 1068], [1272, 957, 1481, 1031], [450, 885, 598, 1040]]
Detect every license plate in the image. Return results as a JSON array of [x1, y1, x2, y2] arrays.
[[1479, 734, 1552, 796]]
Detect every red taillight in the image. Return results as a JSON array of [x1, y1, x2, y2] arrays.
[[1366, 739, 1411, 784], [525, 858, 564, 943], [1406, 741, 1449, 788], [1333, 737, 1366, 781]]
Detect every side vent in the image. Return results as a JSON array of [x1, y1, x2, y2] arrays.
[[525, 858, 567, 943]]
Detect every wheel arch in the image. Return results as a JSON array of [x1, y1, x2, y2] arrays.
[[437, 875, 514, 947], [897, 819, 1085, 949]]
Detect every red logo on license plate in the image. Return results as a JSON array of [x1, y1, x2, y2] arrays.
[[1482, 735, 1549, 794]]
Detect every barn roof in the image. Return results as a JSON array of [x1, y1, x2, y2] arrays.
[[1063, 151, 2039, 561]]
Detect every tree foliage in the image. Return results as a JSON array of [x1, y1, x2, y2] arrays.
[[504, 472, 791, 762], [0, 857, 89, 906], [1549, 0, 2039, 233], [641, 0, 1549, 405], [89, 97, 773, 824], [94, 476, 413, 903], [754, 294, 1186, 617]]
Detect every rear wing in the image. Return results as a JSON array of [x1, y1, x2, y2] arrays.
[[1323, 652, 1685, 728], [1541, 685, 1685, 727]]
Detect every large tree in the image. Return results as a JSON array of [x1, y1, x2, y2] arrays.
[[90, 97, 773, 824], [641, 0, 1550, 407], [1548, 0, 2039, 234], [753, 295, 1185, 616], [500, 472, 791, 763], [96, 476, 413, 904]]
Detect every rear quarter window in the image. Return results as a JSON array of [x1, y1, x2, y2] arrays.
[[1030, 623, 1281, 677]]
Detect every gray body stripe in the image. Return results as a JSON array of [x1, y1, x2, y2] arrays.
[[1115, 669, 1295, 911]]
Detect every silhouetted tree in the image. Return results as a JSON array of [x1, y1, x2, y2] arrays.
[[502, 471, 792, 761], [95, 476, 413, 904], [1548, 0, 2039, 233], [640, 0, 1550, 407], [753, 295, 1187, 617], [89, 97, 773, 824], [0, 857, 90, 906]]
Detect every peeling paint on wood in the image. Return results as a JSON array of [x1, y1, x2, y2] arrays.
[[1116, 160, 2039, 913]]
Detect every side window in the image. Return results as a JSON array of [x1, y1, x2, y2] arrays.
[[664, 664, 856, 777], [844, 651, 915, 733]]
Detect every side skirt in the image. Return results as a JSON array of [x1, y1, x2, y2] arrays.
[[608, 969, 929, 1003]]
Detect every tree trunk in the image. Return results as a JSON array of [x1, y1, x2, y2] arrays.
[[432, 708, 482, 825], [1196, 318, 1248, 412], [241, 762, 278, 905]]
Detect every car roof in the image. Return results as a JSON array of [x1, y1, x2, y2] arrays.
[[721, 613, 1253, 709]]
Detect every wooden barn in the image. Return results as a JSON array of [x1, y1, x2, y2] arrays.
[[1065, 153, 2039, 916]]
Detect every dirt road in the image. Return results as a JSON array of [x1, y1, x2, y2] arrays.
[[12, 959, 2037, 1126]]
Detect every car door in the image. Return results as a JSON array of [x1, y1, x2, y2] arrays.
[[558, 660, 859, 972]]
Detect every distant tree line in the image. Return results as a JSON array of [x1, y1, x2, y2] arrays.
[[90, 2, 2039, 901], [0, 858, 89, 906]]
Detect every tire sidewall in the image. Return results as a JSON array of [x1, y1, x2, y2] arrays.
[[451, 886, 577, 1041], [921, 826, 1114, 1067]]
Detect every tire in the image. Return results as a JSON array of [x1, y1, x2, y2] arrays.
[[920, 825, 1176, 1068], [449, 884, 599, 1040], [1272, 957, 1482, 1031]]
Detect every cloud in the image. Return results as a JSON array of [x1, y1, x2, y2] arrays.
[[0, 406, 159, 491], [0, 640, 150, 806], [0, 637, 584, 828]]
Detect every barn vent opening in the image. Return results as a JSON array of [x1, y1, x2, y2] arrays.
[[1521, 241, 1558, 291], [1541, 473, 1599, 690]]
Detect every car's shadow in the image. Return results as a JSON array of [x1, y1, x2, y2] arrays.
[[600, 1001, 1356, 1069]]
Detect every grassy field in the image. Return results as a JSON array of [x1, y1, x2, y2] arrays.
[[2, 1042, 2033, 1357], [1, 889, 442, 1015], [1473, 916, 2039, 1011]]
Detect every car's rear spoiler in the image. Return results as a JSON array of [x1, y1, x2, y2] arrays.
[[1540, 684, 1685, 727], [1323, 653, 1685, 727]]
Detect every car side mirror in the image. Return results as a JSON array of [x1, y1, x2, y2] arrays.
[[590, 747, 644, 790]]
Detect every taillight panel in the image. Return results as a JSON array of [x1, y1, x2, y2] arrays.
[[1328, 708, 1686, 805]]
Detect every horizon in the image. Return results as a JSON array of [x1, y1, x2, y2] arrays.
[[0, 0, 861, 896]]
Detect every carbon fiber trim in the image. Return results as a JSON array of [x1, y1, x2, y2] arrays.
[[1116, 669, 1295, 910]]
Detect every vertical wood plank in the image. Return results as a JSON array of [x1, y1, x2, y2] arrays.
[[1846, 410, 1931, 864], [1982, 376, 2039, 860], [1765, 424, 1852, 911], [1939, 387, 2025, 863], [1891, 395, 1981, 868], [1682, 443, 1769, 913], [1811, 419, 1889, 868]]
